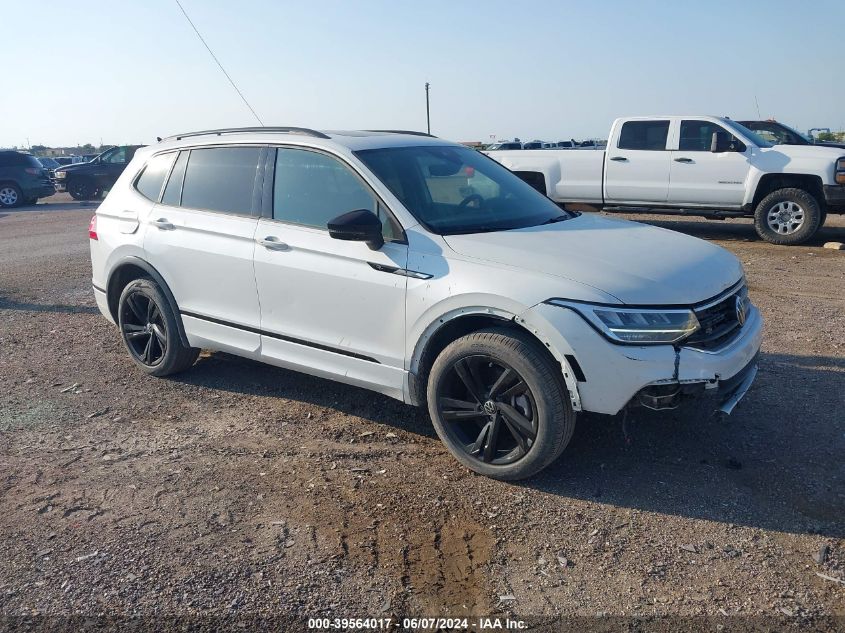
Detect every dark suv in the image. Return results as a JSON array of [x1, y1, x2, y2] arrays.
[[54, 145, 145, 200], [0, 151, 55, 208]]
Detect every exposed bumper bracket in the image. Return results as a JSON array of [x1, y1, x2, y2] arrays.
[[718, 364, 758, 415]]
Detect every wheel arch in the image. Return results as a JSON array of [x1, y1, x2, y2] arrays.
[[751, 173, 825, 210], [407, 307, 582, 411], [106, 257, 190, 347]]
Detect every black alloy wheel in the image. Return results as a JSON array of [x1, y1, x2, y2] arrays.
[[120, 290, 168, 367], [68, 179, 95, 200], [437, 355, 538, 465]]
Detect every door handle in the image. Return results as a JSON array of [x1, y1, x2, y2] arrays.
[[674, 157, 694, 163], [151, 218, 175, 230], [257, 236, 290, 251], [609, 156, 628, 162]]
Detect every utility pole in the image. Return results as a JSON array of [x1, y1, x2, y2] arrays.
[[425, 82, 431, 135]]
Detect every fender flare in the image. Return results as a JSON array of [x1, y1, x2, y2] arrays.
[[106, 256, 191, 347], [408, 306, 582, 411]]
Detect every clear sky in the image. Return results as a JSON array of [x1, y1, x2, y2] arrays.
[[3, 0, 844, 148]]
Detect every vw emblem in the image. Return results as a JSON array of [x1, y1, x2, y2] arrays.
[[483, 400, 497, 415], [735, 295, 747, 327]]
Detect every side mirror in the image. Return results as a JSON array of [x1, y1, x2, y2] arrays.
[[327, 209, 384, 251], [711, 133, 746, 153]]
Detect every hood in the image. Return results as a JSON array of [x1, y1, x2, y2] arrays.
[[56, 160, 94, 173], [764, 144, 845, 160], [442, 214, 743, 305]]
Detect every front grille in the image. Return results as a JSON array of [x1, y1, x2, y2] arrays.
[[684, 285, 747, 351]]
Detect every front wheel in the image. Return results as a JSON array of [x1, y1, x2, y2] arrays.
[[426, 327, 575, 480], [753, 188, 822, 245], [67, 178, 96, 200], [117, 278, 199, 377]]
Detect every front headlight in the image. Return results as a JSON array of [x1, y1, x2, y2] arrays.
[[55, 170, 66, 179], [549, 301, 700, 344]]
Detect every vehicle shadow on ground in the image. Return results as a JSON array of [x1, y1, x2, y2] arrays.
[[624, 215, 845, 245], [0, 198, 99, 215], [532, 351, 845, 538], [0, 296, 100, 314], [176, 350, 844, 537], [175, 352, 436, 438]]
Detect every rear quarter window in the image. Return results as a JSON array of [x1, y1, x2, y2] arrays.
[[134, 152, 177, 201]]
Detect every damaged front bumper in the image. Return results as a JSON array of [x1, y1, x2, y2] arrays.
[[523, 302, 763, 416]]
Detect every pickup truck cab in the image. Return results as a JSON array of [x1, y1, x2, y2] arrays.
[[488, 116, 845, 245], [55, 145, 145, 200]]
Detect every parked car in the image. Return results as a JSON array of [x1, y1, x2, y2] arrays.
[[737, 119, 845, 150], [37, 156, 62, 179], [90, 127, 762, 480], [82, 154, 99, 162], [522, 140, 543, 150], [486, 141, 522, 150], [54, 156, 74, 166], [487, 115, 845, 245], [55, 145, 145, 199], [556, 140, 577, 149], [0, 151, 56, 207]]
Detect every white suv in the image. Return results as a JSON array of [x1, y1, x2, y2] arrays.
[[90, 127, 763, 480]]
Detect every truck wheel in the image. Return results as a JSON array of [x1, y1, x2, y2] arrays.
[[753, 188, 822, 246], [426, 327, 575, 480], [0, 184, 22, 208], [68, 178, 95, 200]]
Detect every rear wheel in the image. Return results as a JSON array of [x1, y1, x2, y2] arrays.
[[117, 278, 199, 377], [753, 188, 822, 245], [0, 184, 22, 208], [426, 327, 575, 480]]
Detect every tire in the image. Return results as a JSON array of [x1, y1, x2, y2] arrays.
[[753, 188, 822, 245], [67, 178, 96, 200], [426, 327, 575, 480], [0, 183, 22, 208], [117, 278, 199, 377]]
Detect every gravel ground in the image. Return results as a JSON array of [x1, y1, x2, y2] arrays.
[[1, 195, 843, 630]]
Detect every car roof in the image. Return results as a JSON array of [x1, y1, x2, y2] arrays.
[[152, 127, 453, 154]]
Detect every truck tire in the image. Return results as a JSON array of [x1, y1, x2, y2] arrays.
[[426, 327, 575, 480], [753, 188, 822, 246], [68, 178, 96, 201]]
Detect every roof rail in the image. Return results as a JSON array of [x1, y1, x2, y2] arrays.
[[160, 127, 330, 142], [366, 129, 436, 138]]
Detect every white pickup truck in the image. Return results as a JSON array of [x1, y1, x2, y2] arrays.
[[487, 115, 845, 245]]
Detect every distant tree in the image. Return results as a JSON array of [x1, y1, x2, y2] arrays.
[[81, 143, 95, 151], [31, 144, 47, 152], [816, 132, 836, 142]]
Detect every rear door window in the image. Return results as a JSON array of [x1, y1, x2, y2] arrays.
[[179, 147, 261, 215], [617, 120, 670, 151], [135, 152, 176, 201]]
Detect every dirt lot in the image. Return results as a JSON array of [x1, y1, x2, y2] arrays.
[[1, 195, 844, 629]]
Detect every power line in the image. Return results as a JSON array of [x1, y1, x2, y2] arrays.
[[173, 0, 264, 126]]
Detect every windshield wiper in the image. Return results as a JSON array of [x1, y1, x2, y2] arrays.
[[540, 214, 570, 225]]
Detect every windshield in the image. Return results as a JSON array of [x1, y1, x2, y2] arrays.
[[720, 120, 774, 148], [355, 145, 572, 235], [38, 157, 60, 168]]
